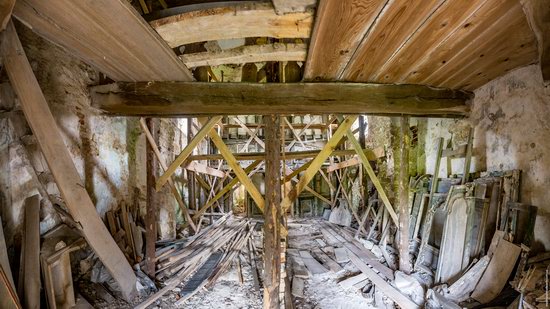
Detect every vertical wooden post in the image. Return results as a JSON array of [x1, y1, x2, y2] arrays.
[[187, 118, 197, 220], [397, 116, 411, 274], [23, 195, 40, 309], [263, 115, 281, 309], [145, 118, 158, 278]]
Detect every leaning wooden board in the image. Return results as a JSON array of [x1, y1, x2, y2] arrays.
[[471, 239, 521, 303]]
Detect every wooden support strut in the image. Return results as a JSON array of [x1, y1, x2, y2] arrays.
[[347, 130, 399, 225], [156, 116, 222, 191], [0, 20, 137, 300], [281, 116, 357, 212], [139, 118, 197, 232]]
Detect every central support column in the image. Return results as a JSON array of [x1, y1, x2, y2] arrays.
[[263, 115, 281, 309], [145, 118, 159, 278]]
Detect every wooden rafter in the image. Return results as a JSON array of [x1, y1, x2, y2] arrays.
[[281, 116, 357, 212], [149, 2, 312, 48], [91, 82, 471, 117], [181, 43, 307, 68], [156, 116, 222, 190], [0, 0, 14, 30]]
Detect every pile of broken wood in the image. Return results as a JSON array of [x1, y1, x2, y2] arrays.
[[136, 213, 256, 308]]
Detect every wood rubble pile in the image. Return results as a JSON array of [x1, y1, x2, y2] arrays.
[[136, 213, 256, 308]]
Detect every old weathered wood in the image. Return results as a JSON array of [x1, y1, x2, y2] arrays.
[[181, 43, 307, 68], [327, 157, 361, 173], [263, 115, 281, 309], [145, 118, 158, 277], [281, 116, 357, 212], [187, 148, 384, 162], [1, 21, 137, 300], [149, 2, 312, 48], [156, 116, 222, 190], [398, 116, 411, 274], [13, 0, 192, 82], [299, 251, 328, 275], [0, 264, 21, 309], [91, 82, 471, 117], [272, 0, 316, 14], [520, 0, 550, 81], [185, 161, 226, 178], [471, 239, 521, 303], [23, 195, 40, 309], [347, 249, 419, 309], [447, 255, 490, 303], [347, 130, 398, 225], [0, 0, 15, 30], [139, 118, 196, 232], [304, 0, 388, 80], [0, 217, 15, 294]]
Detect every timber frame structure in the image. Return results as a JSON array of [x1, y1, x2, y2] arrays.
[[0, 0, 548, 308]]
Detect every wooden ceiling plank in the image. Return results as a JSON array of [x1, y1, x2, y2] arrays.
[[13, 0, 192, 82], [181, 43, 307, 68], [401, 0, 519, 85], [341, 0, 444, 82], [371, 0, 488, 83], [303, 0, 389, 81], [90, 82, 472, 117], [432, 11, 537, 89], [150, 2, 312, 48]]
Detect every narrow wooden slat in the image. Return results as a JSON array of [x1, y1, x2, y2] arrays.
[[23, 195, 40, 309], [181, 43, 307, 68], [185, 161, 226, 178], [304, 0, 388, 81], [327, 157, 360, 173], [156, 116, 222, 190], [187, 148, 384, 162], [0, 0, 15, 30], [13, 0, 192, 82], [0, 21, 137, 300], [150, 2, 312, 48]]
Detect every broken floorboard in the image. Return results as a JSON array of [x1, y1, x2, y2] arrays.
[[91, 82, 472, 117]]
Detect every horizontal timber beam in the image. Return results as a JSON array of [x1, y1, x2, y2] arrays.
[[91, 82, 472, 117], [181, 43, 306, 68], [186, 148, 385, 162], [149, 2, 312, 48]]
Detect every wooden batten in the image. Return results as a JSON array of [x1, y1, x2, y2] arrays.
[[91, 82, 471, 117]]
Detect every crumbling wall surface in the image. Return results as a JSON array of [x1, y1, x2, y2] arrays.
[[471, 65, 550, 251], [425, 65, 550, 251], [0, 24, 181, 243]]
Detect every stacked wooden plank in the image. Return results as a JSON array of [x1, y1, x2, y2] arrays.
[[136, 214, 254, 308]]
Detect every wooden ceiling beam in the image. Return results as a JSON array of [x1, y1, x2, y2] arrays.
[[13, 0, 192, 82], [186, 148, 384, 162], [149, 2, 312, 48], [91, 82, 471, 117], [181, 43, 306, 68], [521, 0, 550, 81]]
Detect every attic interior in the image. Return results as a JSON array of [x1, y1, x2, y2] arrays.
[[0, 0, 549, 308]]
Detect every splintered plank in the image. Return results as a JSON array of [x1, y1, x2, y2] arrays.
[[23, 195, 40, 309], [471, 240, 521, 304], [334, 247, 350, 264], [289, 256, 309, 279], [299, 251, 329, 275], [0, 21, 136, 300]]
